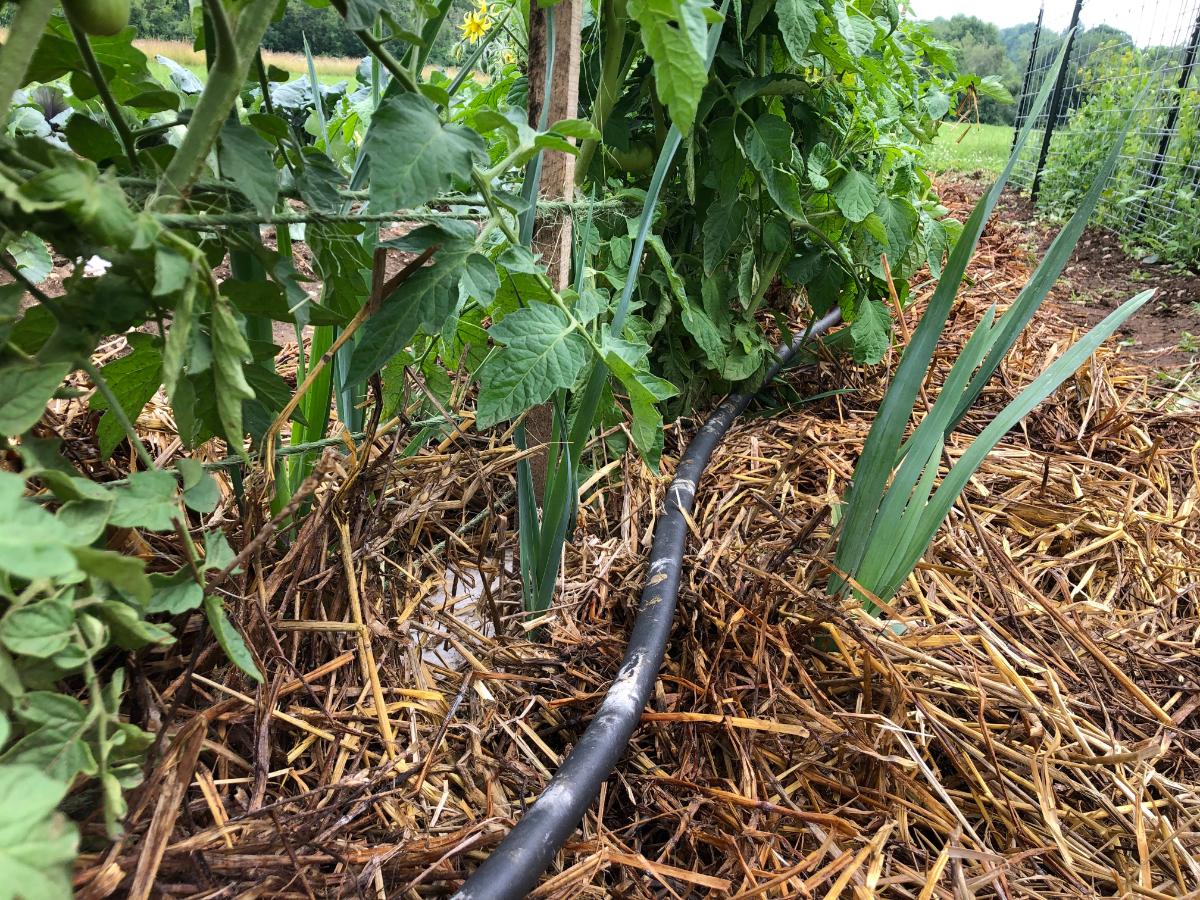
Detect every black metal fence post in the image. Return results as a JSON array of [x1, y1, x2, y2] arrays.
[[1137, 5, 1200, 214], [1013, 4, 1046, 153], [1031, 0, 1085, 203]]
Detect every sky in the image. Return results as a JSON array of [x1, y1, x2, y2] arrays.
[[906, 0, 1199, 47]]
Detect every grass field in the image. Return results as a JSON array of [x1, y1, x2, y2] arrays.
[[139, 38, 358, 87], [924, 122, 1014, 175], [140, 39, 469, 90]]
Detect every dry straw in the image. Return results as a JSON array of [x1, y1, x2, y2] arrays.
[[65, 179, 1200, 897]]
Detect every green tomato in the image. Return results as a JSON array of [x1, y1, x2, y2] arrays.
[[608, 142, 655, 176], [62, 0, 131, 36]]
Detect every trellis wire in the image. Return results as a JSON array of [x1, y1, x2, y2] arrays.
[[1011, 0, 1200, 265]]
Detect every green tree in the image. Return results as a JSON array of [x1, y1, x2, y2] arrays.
[[927, 16, 1021, 124], [129, 0, 192, 41]]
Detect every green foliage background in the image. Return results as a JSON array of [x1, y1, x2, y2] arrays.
[[1033, 46, 1200, 265]]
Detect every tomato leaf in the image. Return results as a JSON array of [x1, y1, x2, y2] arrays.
[[218, 121, 280, 216], [89, 333, 163, 459], [362, 93, 485, 212], [109, 469, 179, 532], [832, 168, 879, 223], [204, 596, 262, 682], [0, 764, 78, 898], [850, 298, 891, 365], [476, 305, 591, 429], [628, 0, 713, 134], [0, 359, 70, 437]]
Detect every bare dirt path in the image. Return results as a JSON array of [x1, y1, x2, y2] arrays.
[[940, 172, 1200, 371]]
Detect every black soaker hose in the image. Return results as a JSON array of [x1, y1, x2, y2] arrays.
[[454, 308, 843, 900]]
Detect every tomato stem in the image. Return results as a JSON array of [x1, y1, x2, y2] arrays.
[[150, 0, 277, 211], [68, 19, 142, 173]]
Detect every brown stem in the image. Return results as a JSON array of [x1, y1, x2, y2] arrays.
[[261, 246, 437, 479]]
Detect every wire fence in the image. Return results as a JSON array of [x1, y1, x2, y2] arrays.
[[1010, 0, 1200, 265]]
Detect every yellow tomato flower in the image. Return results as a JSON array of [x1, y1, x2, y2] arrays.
[[459, 10, 491, 43]]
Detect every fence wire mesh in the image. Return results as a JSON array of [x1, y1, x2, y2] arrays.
[[1010, 0, 1200, 265]]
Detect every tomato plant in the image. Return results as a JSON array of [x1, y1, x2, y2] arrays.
[[564, 0, 965, 415]]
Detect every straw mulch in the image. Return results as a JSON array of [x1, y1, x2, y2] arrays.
[[71, 184, 1200, 899]]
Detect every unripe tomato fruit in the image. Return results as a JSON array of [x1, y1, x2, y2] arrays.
[[62, 0, 131, 36], [609, 142, 654, 176]]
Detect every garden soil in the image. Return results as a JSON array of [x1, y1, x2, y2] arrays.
[[946, 172, 1200, 371]]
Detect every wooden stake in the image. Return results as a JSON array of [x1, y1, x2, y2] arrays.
[[524, 0, 583, 499]]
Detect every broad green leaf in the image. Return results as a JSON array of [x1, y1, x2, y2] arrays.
[[219, 120, 280, 216], [346, 251, 495, 384], [202, 530, 237, 573], [806, 143, 832, 190], [71, 547, 151, 604], [831, 169, 878, 223], [204, 596, 262, 682], [0, 285, 21, 346], [476, 305, 591, 428], [703, 198, 747, 276], [603, 341, 677, 471], [343, 0, 391, 29], [777, 0, 818, 59], [223, 282, 345, 331], [89, 333, 163, 459], [547, 118, 602, 140], [18, 154, 141, 249], [222, 281, 347, 328], [65, 114, 122, 163], [154, 248, 192, 298], [57, 498, 114, 546], [872, 196, 918, 259], [680, 298, 726, 368], [3, 233, 52, 283], [0, 360, 70, 436], [0, 473, 81, 581], [95, 600, 174, 650], [12, 693, 85, 729], [738, 246, 758, 307], [0, 764, 78, 899], [295, 149, 348, 213], [363, 93, 485, 212], [156, 54, 203, 93], [109, 469, 179, 532], [0, 595, 74, 659], [0, 649, 22, 702], [459, 253, 501, 307], [628, 0, 713, 134], [0, 722, 96, 785], [176, 459, 219, 514], [832, 2, 874, 55], [147, 568, 204, 615], [644, 234, 689, 308], [849, 299, 891, 365], [744, 114, 805, 219]]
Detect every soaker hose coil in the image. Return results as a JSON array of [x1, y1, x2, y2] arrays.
[[455, 308, 843, 899]]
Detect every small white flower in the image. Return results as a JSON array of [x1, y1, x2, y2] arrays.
[[81, 255, 112, 278]]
